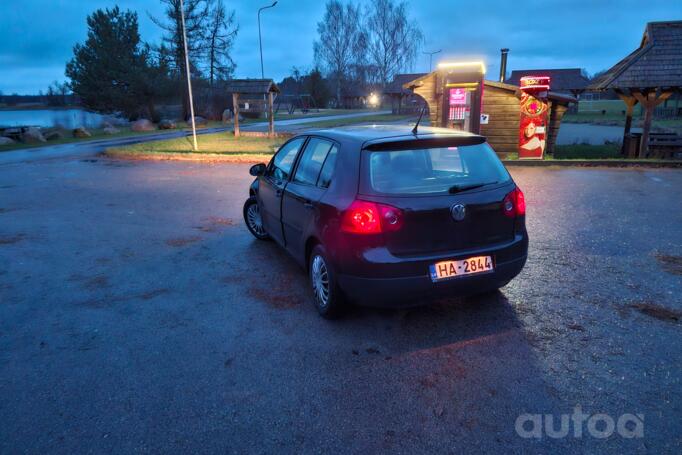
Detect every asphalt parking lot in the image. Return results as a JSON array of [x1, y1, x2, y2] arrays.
[[1, 158, 681, 453]]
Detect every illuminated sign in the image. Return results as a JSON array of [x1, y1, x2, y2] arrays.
[[520, 76, 551, 91], [449, 88, 467, 105], [437, 61, 487, 74]]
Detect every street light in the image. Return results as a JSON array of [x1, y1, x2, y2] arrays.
[[258, 1, 278, 79], [423, 49, 442, 73]]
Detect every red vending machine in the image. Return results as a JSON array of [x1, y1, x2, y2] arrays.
[[518, 76, 550, 159]]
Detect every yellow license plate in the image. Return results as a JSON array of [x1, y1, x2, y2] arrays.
[[429, 256, 494, 282]]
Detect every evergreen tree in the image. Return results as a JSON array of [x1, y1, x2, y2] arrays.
[[66, 7, 155, 119]]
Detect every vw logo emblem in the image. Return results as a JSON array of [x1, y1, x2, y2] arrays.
[[451, 204, 466, 221]]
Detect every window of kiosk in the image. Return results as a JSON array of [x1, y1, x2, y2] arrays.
[[448, 87, 471, 132]]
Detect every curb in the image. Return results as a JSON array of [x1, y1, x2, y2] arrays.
[[102, 152, 682, 168], [502, 159, 682, 168], [102, 152, 271, 164]]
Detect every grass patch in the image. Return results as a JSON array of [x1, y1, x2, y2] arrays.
[[563, 112, 631, 125], [105, 131, 285, 159], [577, 99, 640, 115], [0, 127, 169, 152], [563, 98, 682, 132], [273, 108, 367, 121], [553, 143, 622, 159], [300, 113, 415, 129], [0, 121, 232, 153]]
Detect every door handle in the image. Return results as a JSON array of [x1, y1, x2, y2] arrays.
[[303, 201, 314, 209], [275, 189, 282, 197]]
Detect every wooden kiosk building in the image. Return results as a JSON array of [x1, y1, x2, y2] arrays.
[[403, 63, 576, 157]]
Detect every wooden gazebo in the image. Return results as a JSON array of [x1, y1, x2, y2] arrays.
[[225, 79, 280, 137], [589, 21, 682, 158]]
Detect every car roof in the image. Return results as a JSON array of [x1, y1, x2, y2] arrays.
[[302, 124, 485, 149]]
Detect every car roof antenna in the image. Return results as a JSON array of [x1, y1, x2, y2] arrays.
[[412, 105, 426, 135]]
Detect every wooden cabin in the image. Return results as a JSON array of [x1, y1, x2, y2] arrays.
[[384, 73, 427, 114], [404, 71, 576, 157], [480, 81, 575, 156]]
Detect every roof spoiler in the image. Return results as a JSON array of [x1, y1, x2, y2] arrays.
[[364, 136, 486, 151]]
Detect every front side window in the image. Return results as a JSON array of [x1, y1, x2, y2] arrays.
[[269, 137, 305, 181], [363, 142, 510, 195], [293, 138, 334, 185]]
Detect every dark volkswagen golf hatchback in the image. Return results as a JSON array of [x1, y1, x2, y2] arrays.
[[243, 125, 528, 318]]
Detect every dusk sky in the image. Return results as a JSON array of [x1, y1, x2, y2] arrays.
[[1, 0, 680, 94]]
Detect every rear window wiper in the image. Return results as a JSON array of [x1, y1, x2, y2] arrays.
[[448, 181, 498, 194]]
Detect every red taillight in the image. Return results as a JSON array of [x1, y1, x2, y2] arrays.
[[341, 200, 403, 234], [503, 187, 526, 218], [515, 188, 526, 216]]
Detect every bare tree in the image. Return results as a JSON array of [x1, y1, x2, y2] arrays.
[[204, 0, 238, 87], [151, 0, 209, 118], [314, 1, 364, 105], [365, 0, 423, 87]]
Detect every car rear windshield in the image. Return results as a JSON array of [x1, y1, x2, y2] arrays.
[[361, 142, 511, 195]]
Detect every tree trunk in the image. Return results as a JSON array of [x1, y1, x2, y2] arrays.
[[634, 90, 673, 159], [639, 100, 653, 159], [268, 92, 275, 137], [232, 93, 240, 137]]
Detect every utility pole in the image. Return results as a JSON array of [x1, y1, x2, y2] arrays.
[[423, 49, 442, 72], [180, 0, 198, 151]]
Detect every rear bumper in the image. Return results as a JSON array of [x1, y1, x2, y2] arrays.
[[335, 234, 527, 307]]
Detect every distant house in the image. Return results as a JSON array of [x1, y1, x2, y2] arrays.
[[506, 68, 590, 99], [340, 86, 372, 109], [384, 73, 427, 114]]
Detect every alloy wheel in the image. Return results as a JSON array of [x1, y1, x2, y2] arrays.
[[246, 202, 266, 237], [311, 255, 330, 308]]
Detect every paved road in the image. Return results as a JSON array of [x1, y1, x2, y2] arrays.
[[0, 110, 390, 165], [1, 159, 681, 453]]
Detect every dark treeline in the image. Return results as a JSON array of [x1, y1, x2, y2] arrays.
[[314, 0, 423, 106], [65, 1, 237, 121], [54, 0, 422, 120]]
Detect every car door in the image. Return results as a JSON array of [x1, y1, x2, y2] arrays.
[[259, 137, 306, 245], [282, 138, 338, 259]]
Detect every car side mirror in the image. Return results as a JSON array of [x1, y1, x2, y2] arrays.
[[249, 163, 266, 176]]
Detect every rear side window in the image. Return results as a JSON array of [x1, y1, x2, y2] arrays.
[[317, 144, 338, 188], [294, 138, 334, 185], [363, 142, 510, 195], [270, 137, 305, 181]]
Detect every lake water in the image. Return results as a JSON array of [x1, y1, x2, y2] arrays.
[[0, 109, 120, 129], [557, 123, 639, 145]]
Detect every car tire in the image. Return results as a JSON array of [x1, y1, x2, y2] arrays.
[[243, 196, 269, 240], [309, 244, 345, 319]]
